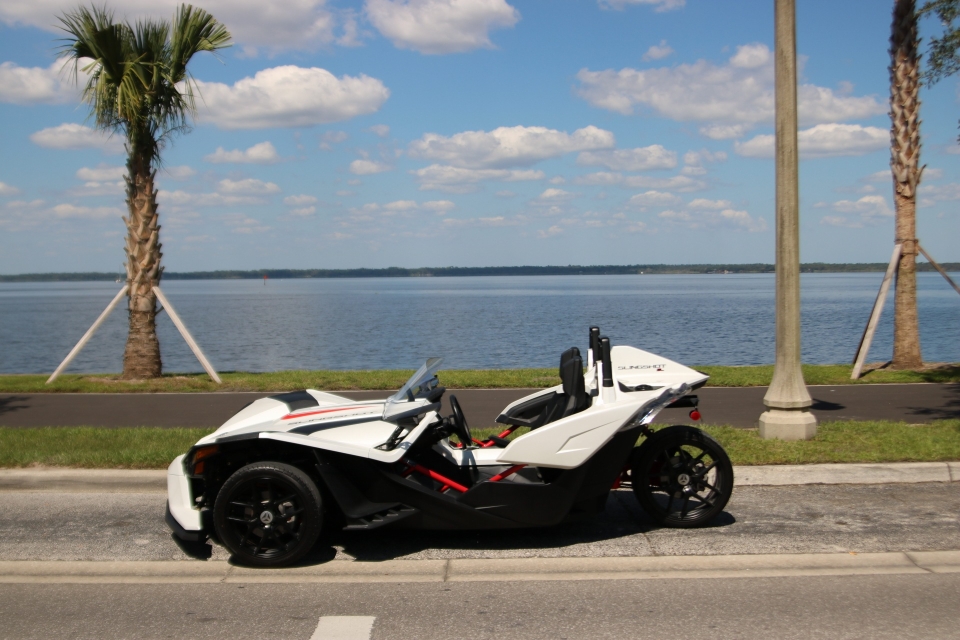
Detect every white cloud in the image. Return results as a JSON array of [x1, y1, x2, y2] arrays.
[[576, 43, 884, 135], [699, 124, 749, 140], [72, 180, 125, 196], [0, 61, 76, 104], [820, 215, 862, 228], [161, 166, 196, 181], [537, 224, 564, 238], [577, 144, 676, 171], [284, 194, 318, 206], [411, 164, 544, 192], [409, 125, 614, 169], [575, 172, 706, 192], [320, 130, 349, 150], [365, 0, 520, 54], [535, 188, 578, 202], [289, 206, 316, 217], [628, 190, 681, 207], [0, 1, 338, 52], [599, 0, 685, 11], [221, 213, 271, 234], [642, 40, 673, 61], [368, 124, 390, 137], [918, 182, 960, 205], [735, 123, 888, 158], [350, 159, 392, 174], [29, 123, 123, 153], [218, 178, 281, 195], [204, 141, 280, 164], [76, 165, 125, 182], [0, 181, 21, 196], [659, 207, 766, 232], [816, 195, 893, 228], [383, 200, 419, 211], [50, 203, 122, 219], [195, 66, 389, 130], [729, 43, 770, 69], [682, 149, 727, 175], [687, 198, 733, 210], [159, 190, 263, 207], [422, 200, 456, 213]]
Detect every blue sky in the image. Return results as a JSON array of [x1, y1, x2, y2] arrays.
[[1, 0, 959, 273]]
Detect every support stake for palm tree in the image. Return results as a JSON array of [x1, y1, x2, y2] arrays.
[[46, 285, 128, 384], [758, 0, 817, 440], [851, 244, 902, 379], [917, 243, 960, 296], [153, 286, 221, 383], [46, 285, 222, 384]]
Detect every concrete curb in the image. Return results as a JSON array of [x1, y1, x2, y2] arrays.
[[1, 551, 957, 584], [1, 461, 957, 492]]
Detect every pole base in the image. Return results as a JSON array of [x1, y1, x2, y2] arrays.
[[759, 409, 818, 441]]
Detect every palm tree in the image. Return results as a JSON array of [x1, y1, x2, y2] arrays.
[[889, 0, 923, 369], [58, 4, 231, 378]]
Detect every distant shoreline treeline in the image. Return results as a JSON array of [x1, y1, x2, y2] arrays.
[[2, 262, 959, 282]]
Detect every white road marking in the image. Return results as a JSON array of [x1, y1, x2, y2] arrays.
[[310, 616, 376, 640]]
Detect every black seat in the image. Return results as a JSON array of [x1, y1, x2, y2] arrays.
[[553, 346, 591, 420], [497, 347, 591, 430]]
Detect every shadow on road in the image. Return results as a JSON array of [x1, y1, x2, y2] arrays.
[[811, 398, 845, 411], [907, 383, 960, 421], [0, 396, 29, 417], [232, 492, 739, 568]]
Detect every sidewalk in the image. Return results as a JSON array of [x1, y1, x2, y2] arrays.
[[1, 461, 957, 492], [2, 551, 958, 584]]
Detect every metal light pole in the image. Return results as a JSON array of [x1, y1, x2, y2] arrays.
[[758, 0, 818, 440]]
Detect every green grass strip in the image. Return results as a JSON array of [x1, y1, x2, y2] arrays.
[[2, 363, 957, 394], [1, 420, 958, 469]]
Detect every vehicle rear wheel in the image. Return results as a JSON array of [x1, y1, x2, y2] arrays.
[[631, 426, 733, 528], [213, 461, 323, 567]]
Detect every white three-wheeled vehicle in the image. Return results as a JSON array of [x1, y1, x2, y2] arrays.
[[167, 327, 734, 566]]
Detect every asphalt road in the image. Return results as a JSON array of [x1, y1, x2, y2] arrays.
[[2, 575, 959, 639], [2, 483, 957, 562], [3, 482, 958, 638], [1, 383, 958, 429]]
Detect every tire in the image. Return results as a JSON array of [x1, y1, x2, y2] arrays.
[[631, 426, 733, 528], [213, 461, 324, 567]]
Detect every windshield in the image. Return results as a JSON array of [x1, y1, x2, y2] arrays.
[[387, 357, 443, 403]]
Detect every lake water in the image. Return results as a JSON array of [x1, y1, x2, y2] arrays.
[[0, 273, 958, 374]]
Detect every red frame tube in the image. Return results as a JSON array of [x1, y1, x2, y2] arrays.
[[404, 462, 469, 493], [488, 464, 526, 482], [480, 425, 518, 448]]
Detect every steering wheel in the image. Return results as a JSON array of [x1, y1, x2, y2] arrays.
[[448, 395, 472, 448]]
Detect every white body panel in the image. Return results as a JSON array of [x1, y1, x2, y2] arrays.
[[167, 455, 202, 532], [190, 346, 706, 469]]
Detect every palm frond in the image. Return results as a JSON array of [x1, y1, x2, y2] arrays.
[[55, 3, 231, 167]]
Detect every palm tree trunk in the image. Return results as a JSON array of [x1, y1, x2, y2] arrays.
[[121, 150, 163, 378], [889, 0, 923, 369]]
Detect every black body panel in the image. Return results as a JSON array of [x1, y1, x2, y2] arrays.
[[269, 390, 320, 411], [315, 425, 644, 531]]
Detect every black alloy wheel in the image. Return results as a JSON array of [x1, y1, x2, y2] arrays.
[[631, 426, 733, 528], [213, 461, 324, 567]]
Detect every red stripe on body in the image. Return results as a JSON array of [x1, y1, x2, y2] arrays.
[[281, 405, 378, 421]]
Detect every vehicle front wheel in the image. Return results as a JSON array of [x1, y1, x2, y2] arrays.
[[631, 426, 733, 528], [213, 461, 324, 567]]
